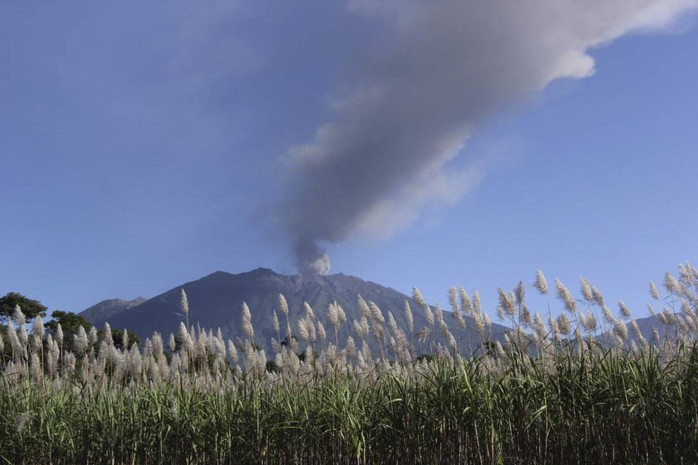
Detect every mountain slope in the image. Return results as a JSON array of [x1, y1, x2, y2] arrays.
[[86, 268, 508, 353], [80, 297, 147, 324]]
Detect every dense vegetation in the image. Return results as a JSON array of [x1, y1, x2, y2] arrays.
[[1, 264, 698, 464]]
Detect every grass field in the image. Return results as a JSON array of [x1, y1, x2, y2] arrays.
[[2, 264, 698, 464]]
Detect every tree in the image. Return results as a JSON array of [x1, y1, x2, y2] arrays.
[[45, 310, 92, 336], [44, 310, 93, 352], [0, 292, 47, 324]]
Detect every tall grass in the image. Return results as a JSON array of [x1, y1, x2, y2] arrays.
[[2, 263, 698, 464]]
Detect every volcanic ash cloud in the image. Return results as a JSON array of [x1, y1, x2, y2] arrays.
[[280, 0, 697, 273]]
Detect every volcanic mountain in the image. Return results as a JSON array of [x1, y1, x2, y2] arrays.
[[80, 268, 509, 353]]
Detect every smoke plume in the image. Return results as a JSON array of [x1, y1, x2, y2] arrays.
[[281, 0, 696, 274]]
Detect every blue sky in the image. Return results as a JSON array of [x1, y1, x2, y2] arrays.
[[1, 1, 697, 320]]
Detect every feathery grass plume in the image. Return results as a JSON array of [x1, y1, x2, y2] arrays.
[[574, 327, 583, 349], [647, 303, 656, 316], [168, 333, 176, 352], [177, 321, 188, 345], [555, 279, 577, 314], [459, 288, 472, 314], [273, 310, 280, 336], [583, 310, 598, 333], [601, 305, 615, 325], [495, 340, 507, 359], [152, 332, 164, 358], [73, 326, 88, 353], [88, 326, 98, 346], [30, 317, 44, 351], [665, 272, 681, 294], [227, 339, 238, 363], [557, 313, 571, 335], [652, 326, 661, 344], [438, 319, 450, 340], [614, 319, 628, 343], [48, 338, 59, 378], [354, 296, 368, 322], [298, 318, 311, 342], [447, 332, 458, 353], [657, 311, 668, 326], [681, 298, 691, 316], [519, 304, 532, 327], [6, 324, 22, 357], [353, 319, 366, 340], [483, 312, 492, 331], [17, 324, 28, 347], [449, 287, 459, 314], [403, 301, 414, 334], [337, 303, 347, 325], [327, 302, 340, 329], [413, 287, 426, 307], [278, 293, 289, 314], [387, 311, 399, 337], [497, 288, 515, 318], [356, 349, 367, 372], [304, 302, 315, 320], [5, 360, 24, 382], [361, 340, 372, 365], [534, 270, 549, 295], [679, 263, 693, 284], [473, 312, 485, 337], [433, 303, 444, 327], [346, 336, 356, 359], [629, 319, 643, 341], [514, 281, 526, 306], [11, 305, 25, 326], [649, 281, 660, 300], [242, 302, 254, 340], [618, 301, 632, 319], [592, 286, 605, 308], [453, 304, 465, 330], [63, 351, 76, 375], [534, 312, 546, 339], [317, 321, 327, 343], [690, 262, 698, 282], [473, 291, 482, 315], [104, 322, 113, 347], [580, 277, 593, 303], [547, 315, 561, 342], [662, 308, 677, 326], [30, 315, 44, 337], [369, 302, 385, 324], [55, 322, 64, 346], [412, 288, 434, 328], [180, 288, 190, 326]]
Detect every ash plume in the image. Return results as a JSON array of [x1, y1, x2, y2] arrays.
[[281, 0, 696, 274]]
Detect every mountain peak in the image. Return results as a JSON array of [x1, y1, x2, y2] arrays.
[[243, 267, 279, 276]]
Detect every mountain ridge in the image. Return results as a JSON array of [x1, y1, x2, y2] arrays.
[[79, 267, 509, 353], [80, 297, 147, 324]]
